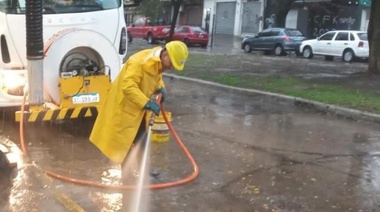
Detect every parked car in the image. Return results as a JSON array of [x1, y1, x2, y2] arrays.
[[166, 25, 209, 48], [127, 17, 170, 44], [299, 30, 369, 62], [241, 28, 305, 56]]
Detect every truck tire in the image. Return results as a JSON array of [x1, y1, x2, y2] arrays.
[[44, 29, 121, 105]]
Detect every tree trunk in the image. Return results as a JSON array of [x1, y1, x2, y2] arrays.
[[168, 0, 182, 41], [276, 10, 289, 27], [265, 0, 294, 28], [368, 0, 380, 75]]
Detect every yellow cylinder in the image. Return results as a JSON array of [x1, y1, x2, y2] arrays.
[[151, 112, 172, 142]]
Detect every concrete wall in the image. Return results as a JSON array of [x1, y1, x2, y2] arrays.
[[203, 0, 241, 35], [204, 0, 265, 36]]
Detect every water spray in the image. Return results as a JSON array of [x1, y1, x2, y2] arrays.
[[132, 94, 161, 212]]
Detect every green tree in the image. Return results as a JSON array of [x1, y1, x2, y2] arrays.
[[124, 0, 144, 7], [135, 0, 169, 20], [367, 0, 380, 74]]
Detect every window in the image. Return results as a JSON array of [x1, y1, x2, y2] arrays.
[[319, 32, 335, 41], [135, 18, 145, 26], [175, 26, 190, 33], [182, 27, 190, 33], [357, 33, 367, 41], [146, 19, 153, 26], [191, 26, 206, 33], [175, 27, 184, 33], [271, 29, 280, 36], [335, 32, 348, 41], [350, 33, 355, 41], [285, 29, 303, 36], [156, 18, 167, 25], [258, 29, 271, 37]]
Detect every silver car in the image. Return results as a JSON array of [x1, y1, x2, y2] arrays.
[[241, 28, 305, 56]]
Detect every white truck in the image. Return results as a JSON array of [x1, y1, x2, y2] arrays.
[[0, 0, 134, 108]]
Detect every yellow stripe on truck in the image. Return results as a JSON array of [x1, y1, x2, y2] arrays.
[[15, 107, 99, 122]]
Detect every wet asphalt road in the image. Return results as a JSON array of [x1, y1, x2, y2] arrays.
[[1, 77, 380, 211], [1, 37, 380, 211]]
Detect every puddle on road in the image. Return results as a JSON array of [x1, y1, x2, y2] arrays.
[[1, 76, 380, 211], [0, 114, 190, 211]]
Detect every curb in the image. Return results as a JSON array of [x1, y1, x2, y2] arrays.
[[164, 74, 380, 124]]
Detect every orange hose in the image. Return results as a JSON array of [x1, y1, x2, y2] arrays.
[[20, 95, 199, 190]]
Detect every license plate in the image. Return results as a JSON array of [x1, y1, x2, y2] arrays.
[[72, 93, 100, 104], [199, 34, 204, 38]]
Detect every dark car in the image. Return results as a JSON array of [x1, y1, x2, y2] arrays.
[[167, 25, 209, 48], [241, 28, 305, 56]]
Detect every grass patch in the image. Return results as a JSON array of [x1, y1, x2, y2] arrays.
[[185, 54, 254, 70], [215, 75, 242, 86], [175, 54, 380, 114]]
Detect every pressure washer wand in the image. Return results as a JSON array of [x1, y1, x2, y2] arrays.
[[148, 93, 162, 126], [133, 93, 162, 212]]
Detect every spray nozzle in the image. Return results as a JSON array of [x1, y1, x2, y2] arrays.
[[148, 93, 163, 126]]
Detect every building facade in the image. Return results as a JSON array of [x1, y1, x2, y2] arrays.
[[203, 0, 265, 36], [285, 1, 371, 38], [203, 0, 371, 38]]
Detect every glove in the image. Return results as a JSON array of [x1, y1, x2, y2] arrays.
[[155, 88, 167, 103], [144, 100, 160, 115]]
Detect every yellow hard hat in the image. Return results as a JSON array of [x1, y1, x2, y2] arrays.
[[165, 41, 189, 71]]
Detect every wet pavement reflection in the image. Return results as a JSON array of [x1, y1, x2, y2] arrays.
[[1, 77, 380, 211]]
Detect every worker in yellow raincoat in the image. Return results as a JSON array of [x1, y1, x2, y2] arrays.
[[89, 41, 188, 167]]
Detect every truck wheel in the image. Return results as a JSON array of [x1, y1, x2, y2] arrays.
[[147, 33, 154, 44]]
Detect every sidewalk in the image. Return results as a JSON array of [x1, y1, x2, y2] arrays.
[[189, 34, 244, 55], [208, 34, 243, 49]]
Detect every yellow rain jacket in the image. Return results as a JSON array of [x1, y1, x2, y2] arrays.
[[89, 47, 165, 164]]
